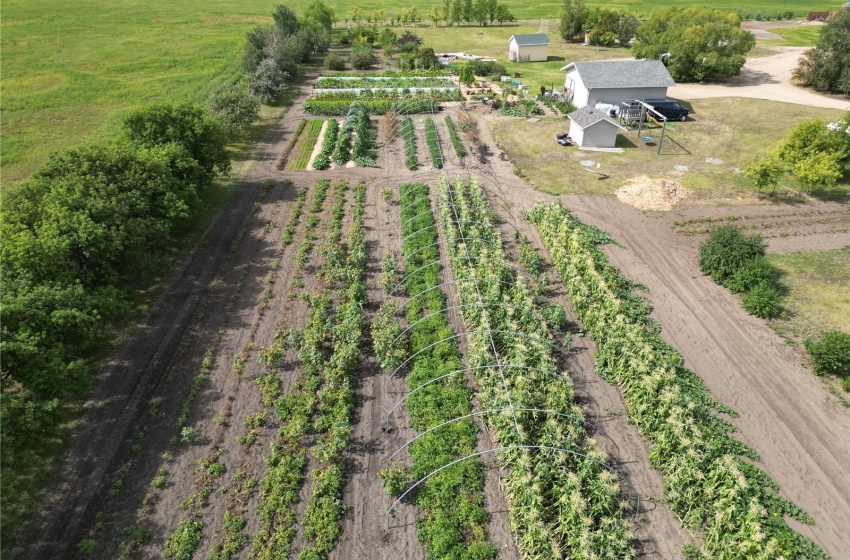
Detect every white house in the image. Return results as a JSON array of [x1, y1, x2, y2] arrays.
[[508, 34, 550, 63], [567, 105, 627, 148], [560, 60, 676, 108]]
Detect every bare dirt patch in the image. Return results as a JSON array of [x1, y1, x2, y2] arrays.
[[616, 176, 689, 212]]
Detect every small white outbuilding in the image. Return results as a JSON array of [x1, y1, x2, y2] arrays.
[[567, 105, 626, 149], [508, 34, 550, 63]]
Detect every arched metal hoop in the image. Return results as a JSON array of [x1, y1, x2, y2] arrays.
[[384, 364, 599, 428], [386, 445, 641, 526], [386, 408, 622, 466], [386, 329, 582, 388]]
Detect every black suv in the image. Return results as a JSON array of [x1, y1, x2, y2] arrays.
[[642, 99, 689, 122]]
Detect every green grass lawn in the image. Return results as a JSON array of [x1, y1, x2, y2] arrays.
[[491, 98, 848, 200], [769, 247, 850, 342], [1, 0, 836, 186], [764, 24, 822, 46]]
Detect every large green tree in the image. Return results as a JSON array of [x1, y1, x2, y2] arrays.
[[792, 10, 850, 94], [632, 7, 755, 82], [559, 0, 587, 42]]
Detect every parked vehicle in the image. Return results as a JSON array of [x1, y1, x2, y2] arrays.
[[642, 98, 689, 121]]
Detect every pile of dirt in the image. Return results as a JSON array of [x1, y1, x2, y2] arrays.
[[617, 176, 689, 212]]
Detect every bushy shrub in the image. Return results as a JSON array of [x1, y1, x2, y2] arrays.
[[324, 52, 345, 71], [698, 225, 767, 285], [349, 49, 374, 70], [741, 283, 781, 318], [726, 257, 777, 293], [249, 58, 289, 103], [804, 330, 850, 377], [471, 59, 506, 77]]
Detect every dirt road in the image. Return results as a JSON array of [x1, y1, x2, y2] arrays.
[[673, 47, 850, 111]]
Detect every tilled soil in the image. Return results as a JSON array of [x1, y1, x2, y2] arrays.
[[21, 78, 849, 560]]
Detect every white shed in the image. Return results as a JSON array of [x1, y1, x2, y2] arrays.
[[560, 60, 676, 108], [508, 34, 550, 63], [567, 106, 626, 148]]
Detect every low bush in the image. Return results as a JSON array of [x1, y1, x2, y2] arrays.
[[804, 330, 850, 377], [699, 225, 767, 284], [726, 257, 777, 294], [741, 282, 781, 318], [323, 52, 345, 71]]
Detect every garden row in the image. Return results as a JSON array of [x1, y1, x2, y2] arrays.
[[304, 96, 451, 116], [439, 179, 634, 559], [374, 182, 496, 558], [330, 103, 378, 168], [528, 202, 828, 559], [313, 75, 454, 90]]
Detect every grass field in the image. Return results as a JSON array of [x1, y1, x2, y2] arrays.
[[764, 25, 822, 46], [0, 0, 836, 185], [491, 98, 848, 200], [769, 247, 850, 343]]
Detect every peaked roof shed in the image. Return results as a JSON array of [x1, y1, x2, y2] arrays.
[[567, 105, 626, 148], [509, 34, 550, 63]]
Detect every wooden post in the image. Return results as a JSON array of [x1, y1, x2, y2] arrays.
[[657, 118, 667, 155]]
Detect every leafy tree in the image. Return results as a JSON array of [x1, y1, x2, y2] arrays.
[[303, 0, 335, 32], [429, 5, 444, 27], [792, 10, 850, 93], [242, 25, 272, 72], [745, 151, 783, 191], [559, 0, 587, 41], [793, 150, 843, 191], [378, 27, 398, 52], [324, 52, 346, 70], [473, 0, 489, 26], [207, 82, 260, 140], [272, 4, 300, 35], [121, 102, 230, 179], [349, 37, 375, 69], [698, 225, 766, 284], [632, 7, 756, 82], [494, 4, 513, 25], [459, 65, 476, 84], [449, 0, 463, 26], [616, 13, 639, 46], [249, 58, 290, 103], [462, 0, 473, 25], [741, 282, 781, 318], [397, 31, 423, 53], [264, 31, 302, 75]]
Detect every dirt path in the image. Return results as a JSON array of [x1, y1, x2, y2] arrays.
[[672, 46, 850, 110], [562, 194, 850, 559]]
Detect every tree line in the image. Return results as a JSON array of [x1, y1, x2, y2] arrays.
[[347, 0, 514, 28]]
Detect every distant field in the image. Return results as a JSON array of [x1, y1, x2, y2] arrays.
[[765, 25, 822, 46], [0, 0, 835, 184]]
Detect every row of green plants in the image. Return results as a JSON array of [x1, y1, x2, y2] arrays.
[[249, 182, 346, 559], [444, 116, 467, 158], [314, 75, 454, 89], [312, 119, 339, 170], [373, 182, 496, 558], [439, 178, 634, 559], [332, 112, 354, 165], [498, 99, 544, 118], [350, 104, 379, 168], [537, 95, 577, 116], [287, 120, 324, 171], [278, 119, 308, 170], [304, 97, 442, 116], [401, 118, 419, 170], [309, 90, 462, 102], [528, 202, 828, 560], [297, 183, 367, 560], [282, 186, 309, 245], [424, 118, 443, 169]]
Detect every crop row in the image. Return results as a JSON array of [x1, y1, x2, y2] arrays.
[[498, 100, 544, 118], [314, 75, 454, 89], [350, 104, 378, 168], [401, 118, 418, 170], [374, 182, 496, 558], [304, 98, 444, 116], [278, 119, 307, 170], [310, 89, 461, 100], [424, 118, 443, 169], [287, 120, 324, 171], [312, 119, 339, 170], [528, 202, 828, 560], [282, 186, 309, 245], [444, 116, 467, 158], [438, 179, 634, 559]]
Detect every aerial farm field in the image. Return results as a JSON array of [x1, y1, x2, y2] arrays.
[[2, 2, 849, 560]]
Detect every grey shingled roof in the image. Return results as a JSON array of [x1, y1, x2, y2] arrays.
[[560, 60, 676, 89], [510, 34, 550, 46], [567, 105, 626, 130]]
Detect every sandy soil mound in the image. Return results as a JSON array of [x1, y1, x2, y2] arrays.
[[617, 177, 689, 211]]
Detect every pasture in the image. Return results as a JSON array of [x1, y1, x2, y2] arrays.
[[0, 0, 836, 184]]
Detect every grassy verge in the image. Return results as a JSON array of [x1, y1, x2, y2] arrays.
[[768, 247, 850, 344], [492, 98, 848, 201], [763, 25, 822, 46]]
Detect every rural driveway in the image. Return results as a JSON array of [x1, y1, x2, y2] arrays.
[[673, 47, 850, 111]]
